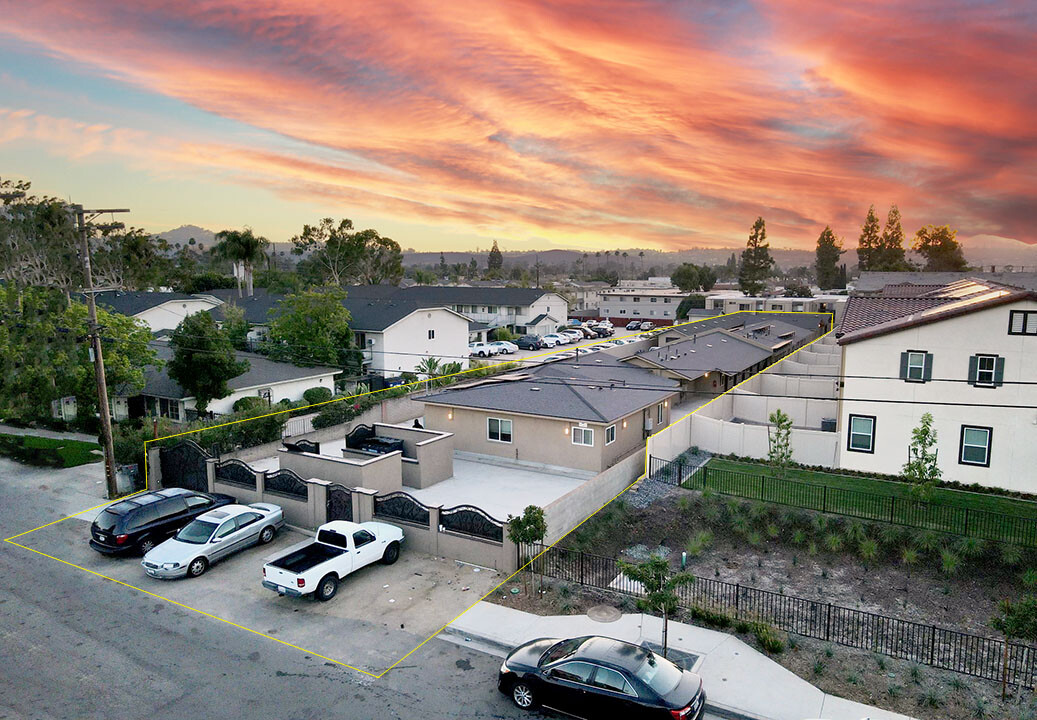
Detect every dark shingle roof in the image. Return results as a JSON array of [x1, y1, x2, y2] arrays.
[[629, 330, 773, 379], [130, 341, 338, 400], [390, 285, 555, 306], [422, 354, 678, 423], [90, 291, 211, 316]]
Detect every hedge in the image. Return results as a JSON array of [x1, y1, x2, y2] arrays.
[[0, 433, 102, 468]]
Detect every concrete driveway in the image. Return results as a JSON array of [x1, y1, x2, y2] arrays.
[[15, 514, 505, 674]]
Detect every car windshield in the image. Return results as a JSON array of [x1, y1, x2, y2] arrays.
[[634, 653, 683, 696], [175, 520, 218, 544], [540, 638, 584, 666], [94, 509, 121, 532]]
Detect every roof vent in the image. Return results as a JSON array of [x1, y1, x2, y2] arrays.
[[530, 387, 541, 391]]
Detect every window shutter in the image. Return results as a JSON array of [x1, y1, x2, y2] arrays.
[[994, 356, 1005, 386], [1011, 311, 1025, 334], [923, 353, 933, 382], [967, 355, 978, 386], [899, 352, 909, 380]]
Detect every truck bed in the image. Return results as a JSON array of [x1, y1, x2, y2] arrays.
[[268, 542, 345, 574]]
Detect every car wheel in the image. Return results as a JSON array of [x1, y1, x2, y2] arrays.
[[511, 680, 538, 710], [381, 541, 400, 565], [187, 557, 208, 578], [259, 526, 276, 544], [137, 536, 156, 555], [316, 574, 338, 602]]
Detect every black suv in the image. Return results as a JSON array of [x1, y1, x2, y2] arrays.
[[90, 488, 235, 556], [516, 335, 544, 350]]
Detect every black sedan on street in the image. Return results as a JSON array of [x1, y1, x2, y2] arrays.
[[498, 635, 706, 719]]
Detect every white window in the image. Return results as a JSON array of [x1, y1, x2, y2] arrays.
[[960, 426, 991, 467], [973, 354, 998, 387], [906, 351, 926, 381], [572, 427, 594, 446], [427, 329, 435, 340], [605, 425, 616, 445], [1009, 310, 1037, 335], [487, 417, 512, 443], [657, 403, 664, 423], [847, 414, 875, 453]]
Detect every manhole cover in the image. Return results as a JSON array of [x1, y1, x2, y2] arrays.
[[587, 605, 622, 623]]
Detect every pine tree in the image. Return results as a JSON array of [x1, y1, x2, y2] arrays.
[[814, 225, 844, 290], [856, 205, 881, 272], [877, 205, 911, 271], [738, 217, 774, 296], [487, 240, 503, 273]]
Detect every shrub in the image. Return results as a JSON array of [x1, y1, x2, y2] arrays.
[[688, 606, 732, 628], [791, 529, 807, 545], [302, 386, 334, 406], [909, 664, 922, 683], [972, 698, 989, 718], [912, 529, 942, 553], [956, 536, 986, 559], [686, 530, 713, 557], [811, 514, 829, 533], [812, 659, 825, 676], [765, 523, 780, 539], [858, 538, 879, 563], [1001, 544, 1024, 567], [844, 519, 866, 544], [901, 548, 920, 566], [917, 690, 942, 708], [232, 396, 267, 413], [940, 550, 961, 576], [753, 624, 785, 654], [310, 401, 358, 430], [1021, 568, 1037, 588], [745, 530, 763, 546], [879, 524, 903, 547], [824, 533, 844, 553], [748, 501, 769, 521]]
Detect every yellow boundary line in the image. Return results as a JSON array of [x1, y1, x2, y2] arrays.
[[3, 309, 834, 679]]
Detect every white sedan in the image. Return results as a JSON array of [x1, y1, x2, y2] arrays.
[[143, 503, 284, 579], [489, 341, 518, 354], [469, 341, 500, 357], [542, 333, 570, 345]]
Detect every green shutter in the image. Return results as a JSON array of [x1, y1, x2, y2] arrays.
[[899, 352, 909, 380], [967, 355, 978, 386], [923, 353, 933, 382], [994, 356, 1005, 386]]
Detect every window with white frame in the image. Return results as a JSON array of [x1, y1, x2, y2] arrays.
[[605, 425, 616, 445], [959, 426, 992, 467], [970, 354, 1001, 387], [487, 417, 512, 443], [904, 351, 927, 382], [847, 414, 875, 453], [572, 426, 594, 446], [657, 403, 664, 423]]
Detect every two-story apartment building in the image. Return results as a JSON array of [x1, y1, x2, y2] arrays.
[[91, 291, 222, 332], [597, 287, 686, 325], [836, 278, 1037, 491], [705, 291, 847, 325]]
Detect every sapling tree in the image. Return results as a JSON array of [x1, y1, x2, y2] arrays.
[[990, 596, 1037, 699], [618, 556, 695, 657], [903, 412, 941, 500], [767, 409, 793, 479], [506, 505, 547, 595]]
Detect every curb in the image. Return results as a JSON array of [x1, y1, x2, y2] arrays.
[[441, 624, 766, 720]]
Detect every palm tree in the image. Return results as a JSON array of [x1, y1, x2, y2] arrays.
[[213, 227, 269, 297], [639, 250, 645, 273]]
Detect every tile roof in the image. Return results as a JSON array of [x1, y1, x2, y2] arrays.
[[422, 353, 677, 423], [838, 278, 1035, 344], [854, 271, 1037, 294]]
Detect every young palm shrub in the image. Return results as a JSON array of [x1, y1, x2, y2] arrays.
[[879, 524, 903, 548], [1001, 544, 1024, 567], [901, 547, 920, 567], [940, 549, 962, 576], [746, 530, 763, 547], [956, 536, 986, 559], [858, 537, 879, 564], [845, 519, 867, 544], [791, 528, 808, 546], [686, 530, 714, 558], [1020, 568, 1037, 589], [765, 522, 781, 539], [748, 501, 770, 521], [824, 533, 844, 553], [811, 513, 829, 534], [912, 529, 942, 553]]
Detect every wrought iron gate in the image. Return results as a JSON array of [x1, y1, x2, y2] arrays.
[[159, 440, 210, 492], [326, 484, 353, 522]]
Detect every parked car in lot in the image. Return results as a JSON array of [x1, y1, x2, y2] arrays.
[[499, 635, 706, 719], [542, 333, 569, 345], [262, 520, 403, 601], [469, 341, 500, 357], [626, 320, 642, 330], [141, 503, 284, 579], [516, 335, 544, 350], [639, 322, 655, 330], [90, 488, 236, 556], [593, 326, 613, 337], [560, 330, 584, 342], [489, 340, 518, 354]]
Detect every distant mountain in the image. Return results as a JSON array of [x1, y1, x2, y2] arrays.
[[155, 225, 216, 249]]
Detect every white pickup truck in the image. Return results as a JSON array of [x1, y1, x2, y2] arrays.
[[261, 520, 404, 601]]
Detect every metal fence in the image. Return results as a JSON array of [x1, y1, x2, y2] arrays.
[[648, 456, 1037, 547], [524, 542, 1037, 687]]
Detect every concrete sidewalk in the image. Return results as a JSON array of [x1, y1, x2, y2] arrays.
[[442, 601, 916, 720]]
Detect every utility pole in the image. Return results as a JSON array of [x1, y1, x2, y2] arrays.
[[73, 204, 130, 499]]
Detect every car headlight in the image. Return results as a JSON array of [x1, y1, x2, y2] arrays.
[[162, 562, 181, 570], [500, 660, 511, 674]]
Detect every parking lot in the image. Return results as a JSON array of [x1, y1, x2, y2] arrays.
[[17, 510, 505, 674]]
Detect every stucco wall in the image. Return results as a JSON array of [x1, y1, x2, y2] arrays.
[[377, 308, 470, 376], [185, 373, 336, 416], [279, 448, 403, 494], [136, 299, 218, 332], [839, 299, 1037, 490], [373, 423, 454, 488]]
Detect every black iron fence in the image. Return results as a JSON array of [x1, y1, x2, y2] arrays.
[[214, 458, 258, 489], [648, 456, 1037, 548], [524, 543, 1037, 687], [264, 468, 308, 500], [440, 504, 504, 543]]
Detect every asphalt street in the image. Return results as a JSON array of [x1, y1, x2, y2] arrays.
[[0, 458, 722, 720]]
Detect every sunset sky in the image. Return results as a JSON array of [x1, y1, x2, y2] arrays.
[[0, 1, 1033, 252]]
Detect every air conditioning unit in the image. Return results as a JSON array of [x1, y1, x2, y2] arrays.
[[644, 418, 654, 431], [821, 418, 837, 432]]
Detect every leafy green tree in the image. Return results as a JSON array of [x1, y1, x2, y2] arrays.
[[675, 295, 705, 319], [618, 556, 695, 657], [167, 312, 248, 415], [739, 217, 774, 296], [912, 225, 969, 272], [221, 303, 250, 351], [92, 228, 171, 291], [671, 263, 701, 293], [254, 268, 303, 295], [290, 218, 403, 287], [0, 181, 81, 301], [856, 205, 881, 272], [267, 287, 355, 368], [213, 227, 269, 297], [439, 252, 448, 276], [783, 281, 813, 298], [903, 412, 941, 500], [767, 409, 793, 479], [507, 505, 548, 594], [467, 257, 478, 278], [875, 205, 913, 271], [991, 596, 1037, 699], [814, 226, 844, 290], [488, 240, 503, 273]]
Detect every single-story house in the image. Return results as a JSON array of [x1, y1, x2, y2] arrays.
[[114, 340, 339, 422], [422, 354, 679, 473], [90, 291, 222, 332]]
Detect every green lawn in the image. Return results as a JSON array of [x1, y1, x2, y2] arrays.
[[676, 457, 1037, 545], [0, 433, 102, 468]]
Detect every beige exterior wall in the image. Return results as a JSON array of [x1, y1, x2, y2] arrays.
[[279, 448, 403, 494], [424, 396, 675, 473]]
